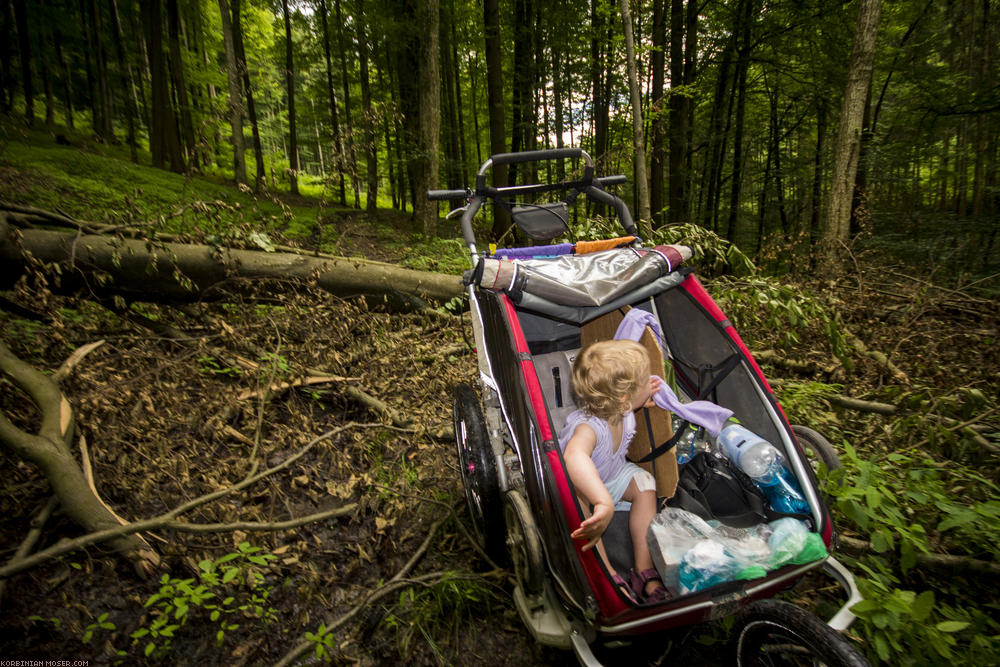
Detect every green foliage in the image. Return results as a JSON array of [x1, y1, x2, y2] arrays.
[[826, 445, 1000, 663], [380, 574, 497, 658], [649, 223, 757, 277], [774, 381, 844, 428], [710, 275, 849, 366], [107, 542, 278, 661], [304, 622, 335, 661]]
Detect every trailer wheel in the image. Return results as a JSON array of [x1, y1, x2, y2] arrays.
[[791, 424, 842, 474], [732, 599, 870, 667], [453, 383, 506, 562], [504, 491, 545, 596]]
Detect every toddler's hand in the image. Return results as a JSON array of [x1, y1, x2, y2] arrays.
[[644, 376, 662, 408], [571, 501, 614, 551]]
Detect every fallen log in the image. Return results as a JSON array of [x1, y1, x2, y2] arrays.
[[0, 214, 464, 308]]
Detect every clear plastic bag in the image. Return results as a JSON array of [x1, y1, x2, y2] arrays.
[[648, 511, 827, 595]]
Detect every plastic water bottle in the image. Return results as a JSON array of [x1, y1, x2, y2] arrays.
[[676, 427, 698, 464], [717, 424, 810, 515]]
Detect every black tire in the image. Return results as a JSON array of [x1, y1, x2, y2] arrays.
[[731, 599, 870, 667], [791, 425, 842, 474], [453, 383, 506, 561], [504, 491, 545, 596]]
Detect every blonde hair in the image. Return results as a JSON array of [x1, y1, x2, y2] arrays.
[[572, 339, 650, 420]]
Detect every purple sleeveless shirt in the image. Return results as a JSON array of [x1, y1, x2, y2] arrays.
[[558, 410, 636, 485]]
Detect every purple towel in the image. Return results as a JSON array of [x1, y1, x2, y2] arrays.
[[493, 243, 575, 259], [613, 309, 734, 437]]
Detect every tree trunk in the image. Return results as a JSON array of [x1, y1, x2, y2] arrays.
[[483, 0, 507, 239], [12, 0, 33, 126], [667, 0, 686, 223], [1, 0, 13, 113], [0, 341, 154, 574], [725, 0, 755, 244], [821, 0, 882, 274], [0, 214, 462, 307], [89, 0, 113, 141], [415, 0, 440, 237], [216, 0, 246, 186], [317, 0, 346, 206], [649, 0, 666, 227], [52, 22, 74, 129], [282, 0, 299, 195], [335, 0, 360, 208], [144, 0, 184, 173], [619, 0, 651, 226], [108, 0, 138, 162], [166, 0, 195, 163], [232, 0, 264, 190], [358, 0, 377, 212]]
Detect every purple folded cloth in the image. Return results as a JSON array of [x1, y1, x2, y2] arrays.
[[493, 243, 575, 259], [614, 309, 734, 437]]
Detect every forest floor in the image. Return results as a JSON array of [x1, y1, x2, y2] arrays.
[[1, 135, 999, 665]]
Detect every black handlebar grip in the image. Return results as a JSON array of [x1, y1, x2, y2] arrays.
[[596, 174, 627, 186], [489, 148, 584, 166], [427, 189, 468, 201]]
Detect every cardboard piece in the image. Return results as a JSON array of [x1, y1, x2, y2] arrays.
[[580, 307, 679, 499]]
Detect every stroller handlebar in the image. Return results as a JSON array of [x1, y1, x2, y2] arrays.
[[425, 148, 636, 260]]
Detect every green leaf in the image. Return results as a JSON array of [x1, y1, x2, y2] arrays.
[[936, 621, 970, 633], [222, 567, 240, 584], [911, 591, 935, 621], [145, 642, 155, 657]]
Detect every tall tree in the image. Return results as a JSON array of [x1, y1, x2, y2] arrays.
[[822, 0, 882, 272], [108, 0, 138, 162], [12, 0, 33, 126], [143, 0, 184, 173], [483, 0, 507, 238], [282, 0, 299, 195], [619, 0, 650, 225], [413, 0, 440, 236], [649, 0, 666, 226], [216, 0, 247, 185], [334, 0, 359, 207], [358, 0, 377, 211], [166, 0, 195, 162], [231, 0, 264, 189], [317, 0, 346, 205]]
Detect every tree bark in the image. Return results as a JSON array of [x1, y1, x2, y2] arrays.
[[317, 0, 347, 206], [619, 0, 651, 226], [216, 0, 246, 185], [108, 0, 138, 162], [483, 0, 508, 238], [12, 0, 33, 126], [0, 214, 462, 306], [649, 0, 666, 227], [0, 340, 154, 575], [144, 0, 184, 173], [282, 0, 299, 195], [414, 0, 440, 237], [232, 0, 264, 190], [821, 0, 882, 275], [165, 0, 194, 163], [358, 0, 377, 212], [335, 0, 360, 208]]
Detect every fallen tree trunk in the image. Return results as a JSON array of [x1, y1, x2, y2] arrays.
[[0, 214, 464, 307]]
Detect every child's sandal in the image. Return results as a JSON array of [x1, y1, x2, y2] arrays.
[[631, 568, 670, 603], [612, 573, 639, 604]]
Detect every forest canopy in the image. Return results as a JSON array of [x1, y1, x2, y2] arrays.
[[0, 0, 996, 265]]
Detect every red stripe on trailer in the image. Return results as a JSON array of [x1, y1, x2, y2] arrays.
[[501, 294, 628, 616], [500, 295, 554, 442], [546, 450, 629, 617]]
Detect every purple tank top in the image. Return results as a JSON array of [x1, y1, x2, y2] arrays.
[[558, 410, 636, 484]]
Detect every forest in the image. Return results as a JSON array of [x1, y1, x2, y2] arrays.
[[0, 0, 998, 664]]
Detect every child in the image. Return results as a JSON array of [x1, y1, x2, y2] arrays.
[[559, 339, 668, 603]]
